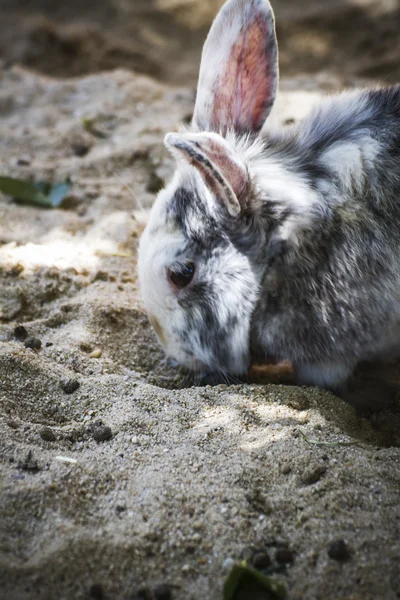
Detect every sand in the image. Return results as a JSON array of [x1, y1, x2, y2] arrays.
[[0, 1, 400, 599]]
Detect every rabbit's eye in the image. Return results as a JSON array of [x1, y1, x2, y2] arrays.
[[167, 262, 195, 289]]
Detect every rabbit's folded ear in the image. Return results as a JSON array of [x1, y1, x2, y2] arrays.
[[193, 0, 278, 136], [165, 131, 249, 217]]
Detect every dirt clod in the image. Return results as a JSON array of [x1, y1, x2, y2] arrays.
[[40, 427, 56, 442], [60, 379, 80, 394], [71, 141, 91, 157], [251, 551, 272, 570], [328, 539, 351, 562], [14, 325, 28, 341], [92, 424, 113, 443], [80, 342, 93, 353], [24, 337, 42, 350]]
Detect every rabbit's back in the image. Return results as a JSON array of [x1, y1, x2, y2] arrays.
[[255, 87, 400, 367]]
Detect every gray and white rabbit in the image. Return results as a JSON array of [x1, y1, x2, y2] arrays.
[[138, 0, 400, 390]]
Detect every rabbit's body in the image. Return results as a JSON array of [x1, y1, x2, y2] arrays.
[[248, 86, 400, 386], [138, 0, 400, 389]]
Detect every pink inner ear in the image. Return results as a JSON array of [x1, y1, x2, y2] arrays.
[[203, 138, 248, 200], [213, 16, 276, 134]]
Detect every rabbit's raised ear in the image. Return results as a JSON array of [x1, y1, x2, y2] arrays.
[[165, 131, 249, 217], [193, 0, 278, 136]]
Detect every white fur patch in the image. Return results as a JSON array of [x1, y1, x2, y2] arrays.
[[321, 137, 381, 193]]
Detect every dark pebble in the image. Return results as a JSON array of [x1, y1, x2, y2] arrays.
[[92, 425, 112, 443], [115, 504, 126, 514], [328, 539, 351, 561], [94, 270, 109, 282], [89, 583, 104, 599], [275, 548, 295, 564], [251, 551, 271, 570], [72, 142, 90, 157], [45, 342, 54, 347], [14, 325, 28, 341], [24, 337, 42, 350], [17, 157, 31, 166], [61, 379, 80, 394], [40, 427, 56, 442]]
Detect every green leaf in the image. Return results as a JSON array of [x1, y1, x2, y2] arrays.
[[0, 176, 71, 208], [223, 562, 287, 600]]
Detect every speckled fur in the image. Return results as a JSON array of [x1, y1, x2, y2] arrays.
[[138, 0, 400, 389]]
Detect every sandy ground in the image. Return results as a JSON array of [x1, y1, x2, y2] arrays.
[[0, 1, 400, 599]]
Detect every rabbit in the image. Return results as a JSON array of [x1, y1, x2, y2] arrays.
[[138, 0, 400, 390]]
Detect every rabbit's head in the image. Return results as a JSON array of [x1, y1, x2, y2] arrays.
[[138, 0, 279, 376]]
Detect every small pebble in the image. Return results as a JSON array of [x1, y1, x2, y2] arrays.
[[14, 325, 28, 341], [72, 142, 90, 157], [251, 551, 271, 570], [92, 425, 112, 443], [328, 539, 351, 562], [281, 463, 291, 475], [181, 564, 190, 573], [24, 337, 42, 350], [89, 348, 102, 359], [40, 427, 56, 442], [89, 583, 104, 599], [61, 379, 80, 394], [222, 557, 236, 571], [275, 548, 295, 564]]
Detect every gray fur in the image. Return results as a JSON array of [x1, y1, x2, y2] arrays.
[[138, 0, 400, 390], [249, 86, 400, 388]]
